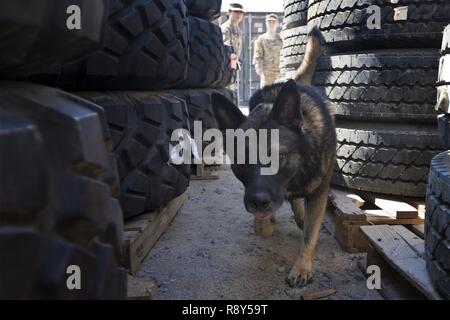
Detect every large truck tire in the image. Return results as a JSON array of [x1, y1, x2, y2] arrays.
[[0, 0, 107, 77], [280, 26, 308, 71], [283, 0, 308, 30], [23, 0, 189, 90], [314, 51, 440, 123], [437, 25, 450, 114], [170, 88, 235, 135], [79, 91, 191, 219], [0, 82, 126, 299], [176, 17, 230, 89], [438, 114, 450, 146], [308, 0, 450, 51], [185, 0, 221, 21], [425, 151, 450, 299], [333, 121, 447, 197]]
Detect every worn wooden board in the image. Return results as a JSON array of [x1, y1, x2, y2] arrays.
[[366, 216, 424, 226], [124, 192, 187, 275], [335, 221, 368, 253], [330, 188, 365, 207], [127, 275, 157, 300], [191, 163, 219, 180], [358, 246, 426, 300], [360, 225, 442, 300], [406, 200, 426, 218], [362, 209, 423, 225], [329, 189, 366, 221], [409, 224, 425, 239], [361, 193, 418, 219]]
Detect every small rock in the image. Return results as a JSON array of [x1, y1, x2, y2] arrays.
[[214, 188, 223, 195], [277, 266, 286, 273]]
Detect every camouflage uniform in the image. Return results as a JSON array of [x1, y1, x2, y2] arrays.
[[221, 20, 242, 93], [253, 32, 283, 88], [221, 20, 243, 60]]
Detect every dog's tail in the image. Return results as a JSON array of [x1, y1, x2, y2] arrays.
[[294, 26, 322, 85]]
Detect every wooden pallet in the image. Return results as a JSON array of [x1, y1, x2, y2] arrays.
[[359, 225, 442, 300], [190, 154, 222, 180], [190, 163, 219, 180], [123, 192, 187, 275], [328, 188, 425, 252], [127, 275, 157, 300]]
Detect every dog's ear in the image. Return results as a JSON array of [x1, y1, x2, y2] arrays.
[[270, 79, 302, 129], [211, 93, 246, 130]]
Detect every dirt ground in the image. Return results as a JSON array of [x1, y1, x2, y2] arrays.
[[137, 165, 383, 300]]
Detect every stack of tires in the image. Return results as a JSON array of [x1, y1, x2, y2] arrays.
[[279, 0, 308, 78], [305, 0, 449, 198], [0, 0, 233, 299], [425, 25, 450, 299]]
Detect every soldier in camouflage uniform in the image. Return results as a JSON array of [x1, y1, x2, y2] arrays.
[[221, 3, 244, 60], [221, 3, 244, 95], [253, 14, 283, 88]]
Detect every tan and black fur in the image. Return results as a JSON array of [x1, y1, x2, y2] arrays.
[[211, 27, 336, 287]]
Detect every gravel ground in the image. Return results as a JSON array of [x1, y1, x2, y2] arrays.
[[137, 165, 382, 300]]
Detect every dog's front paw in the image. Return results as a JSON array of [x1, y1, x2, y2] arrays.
[[254, 217, 274, 238], [285, 265, 313, 288]]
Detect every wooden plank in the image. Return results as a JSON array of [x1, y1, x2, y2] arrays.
[[406, 200, 426, 218], [393, 225, 425, 258], [360, 225, 442, 300], [301, 288, 337, 300], [127, 275, 157, 300], [363, 209, 424, 225], [409, 224, 425, 239], [196, 163, 204, 176], [254, 217, 274, 238], [364, 196, 418, 219], [329, 189, 366, 221], [358, 247, 426, 300], [125, 192, 187, 275], [364, 209, 395, 219], [329, 188, 365, 207], [124, 219, 150, 233], [334, 220, 368, 253], [191, 164, 219, 180], [191, 174, 219, 180], [366, 216, 424, 226]]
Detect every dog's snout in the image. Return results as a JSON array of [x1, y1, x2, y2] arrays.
[[248, 191, 272, 211]]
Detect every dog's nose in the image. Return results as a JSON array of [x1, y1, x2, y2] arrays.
[[248, 191, 272, 211]]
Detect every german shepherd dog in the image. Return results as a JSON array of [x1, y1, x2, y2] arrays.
[[211, 27, 336, 287]]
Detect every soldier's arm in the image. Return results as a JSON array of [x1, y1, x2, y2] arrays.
[[253, 38, 264, 74]]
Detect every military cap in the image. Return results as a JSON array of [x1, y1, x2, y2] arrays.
[[228, 3, 244, 12]]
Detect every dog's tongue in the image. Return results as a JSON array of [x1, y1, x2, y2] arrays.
[[255, 212, 272, 219]]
